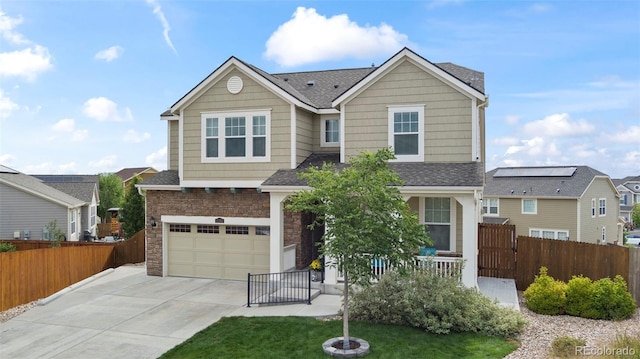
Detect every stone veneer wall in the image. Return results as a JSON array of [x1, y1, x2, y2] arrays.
[[145, 188, 310, 276], [146, 188, 270, 276]]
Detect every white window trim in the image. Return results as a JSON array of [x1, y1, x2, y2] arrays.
[[70, 209, 76, 234], [482, 198, 499, 216], [598, 198, 606, 217], [200, 110, 271, 163], [419, 197, 456, 253], [90, 205, 96, 227], [387, 105, 425, 162], [529, 228, 569, 240], [591, 198, 596, 218], [320, 118, 340, 147], [522, 199, 537, 214], [601, 226, 606, 242]]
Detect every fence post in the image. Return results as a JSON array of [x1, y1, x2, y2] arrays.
[[629, 247, 640, 306], [247, 272, 251, 308]]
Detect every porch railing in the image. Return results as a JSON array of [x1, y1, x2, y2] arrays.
[[338, 255, 464, 282], [247, 270, 311, 307]]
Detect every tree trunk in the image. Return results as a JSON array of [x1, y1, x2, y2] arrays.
[[343, 270, 350, 349]]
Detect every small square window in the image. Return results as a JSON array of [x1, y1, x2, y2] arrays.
[[522, 199, 537, 214]]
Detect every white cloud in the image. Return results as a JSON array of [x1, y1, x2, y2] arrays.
[[605, 125, 640, 144], [89, 155, 118, 170], [0, 45, 53, 81], [23, 161, 78, 174], [492, 136, 520, 146], [123, 129, 151, 143], [50, 118, 88, 142], [523, 113, 594, 137], [0, 10, 29, 45], [505, 137, 560, 157], [0, 153, 16, 165], [504, 115, 519, 125], [0, 90, 19, 119], [264, 7, 409, 67], [145, 146, 167, 169], [145, 0, 176, 53], [52, 118, 75, 132], [95, 46, 124, 62], [83, 97, 132, 122]]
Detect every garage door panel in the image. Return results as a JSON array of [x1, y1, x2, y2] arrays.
[[167, 223, 270, 280]]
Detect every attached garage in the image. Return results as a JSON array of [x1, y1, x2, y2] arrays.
[[166, 223, 270, 280]]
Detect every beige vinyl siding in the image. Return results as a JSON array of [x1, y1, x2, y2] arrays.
[[169, 120, 179, 170], [181, 69, 291, 181], [579, 177, 619, 244], [500, 197, 578, 240], [296, 109, 313, 166], [343, 60, 473, 162]]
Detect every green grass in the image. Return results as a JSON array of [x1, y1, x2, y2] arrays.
[[159, 316, 518, 359]]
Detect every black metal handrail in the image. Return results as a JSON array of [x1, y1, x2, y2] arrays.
[[247, 270, 312, 307]]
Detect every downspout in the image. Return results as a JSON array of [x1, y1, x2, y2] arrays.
[[475, 96, 489, 164]]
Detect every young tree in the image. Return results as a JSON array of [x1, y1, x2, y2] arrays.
[[632, 203, 640, 229], [120, 174, 145, 238], [98, 173, 124, 223], [286, 148, 431, 349]]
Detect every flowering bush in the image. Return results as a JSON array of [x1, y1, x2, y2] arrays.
[[310, 259, 322, 271]]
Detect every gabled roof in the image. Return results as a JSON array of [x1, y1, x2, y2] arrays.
[[0, 170, 84, 207], [33, 174, 99, 204], [262, 153, 483, 188], [139, 170, 180, 186], [115, 167, 157, 182], [484, 166, 611, 199], [613, 176, 640, 193], [164, 47, 486, 115]]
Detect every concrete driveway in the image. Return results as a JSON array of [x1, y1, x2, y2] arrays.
[[0, 266, 341, 359]]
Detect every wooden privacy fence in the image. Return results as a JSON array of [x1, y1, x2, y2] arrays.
[[0, 230, 146, 311], [477, 223, 516, 278], [515, 236, 639, 305]]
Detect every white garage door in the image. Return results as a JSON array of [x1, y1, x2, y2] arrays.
[[167, 224, 270, 280]]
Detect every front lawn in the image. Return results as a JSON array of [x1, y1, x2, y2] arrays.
[[159, 316, 518, 359]]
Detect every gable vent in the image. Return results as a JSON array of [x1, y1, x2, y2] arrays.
[[307, 80, 315, 86], [227, 76, 243, 94]]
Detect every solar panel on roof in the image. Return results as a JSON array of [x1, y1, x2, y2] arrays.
[[494, 167, 577, 178]]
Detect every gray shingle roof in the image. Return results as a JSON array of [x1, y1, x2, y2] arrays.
[[43, 182, 96, 203], [484, 166, 607, 198], [0, 171, 84, 207], [167, 48, 485, 114], [140, 170, 180, 186], [115, 167, 156, 182], [262, 153, 484, 188]]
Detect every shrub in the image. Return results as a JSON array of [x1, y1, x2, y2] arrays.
[[566, 275, 599, 319], [607, 333, 640, 358], [593, 276, 636, 320], [524, 267, 567, 315], [551, 335, 586, 358], [0, 242, 16, 252], [349, 269, 527, 338]]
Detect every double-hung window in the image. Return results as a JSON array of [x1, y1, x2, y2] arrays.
[[388, 105, 424, 161], [321, 119, 339, 147], [482, 198, 499, 215], [423, 197, 453, 251], [90, 205, 96, 226], [202, 110, 270, 162], [598, 198, 606, 216], [522, 199, 537, 214], [591, 198, 596, 218], [70, 210, 76, 234]]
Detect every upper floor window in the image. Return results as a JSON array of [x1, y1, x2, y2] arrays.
[[201, 110, 270, 163], [620, 194, 627, 205], [522, 199, 537, 214], [591, 198, 596, 218], [321, 119, 339, 147], [388, 105, 424, 162], [598, 198, 606, 216], [482, 198, 499, 215]]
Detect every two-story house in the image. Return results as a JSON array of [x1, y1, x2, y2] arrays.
[[613, 175, 640, 228], [483, 166, 622, 244], [138, 47, 488, 288]]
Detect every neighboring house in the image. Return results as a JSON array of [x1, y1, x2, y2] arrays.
[[483, 166, 622, 244], [138, 47, 488, 288], [115, 167, 158, 191], [612, 175, 640, 228], [0, 165, 85, 241], [33, 174, 100, 239]]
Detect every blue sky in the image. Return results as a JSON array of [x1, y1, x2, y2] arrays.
[[1, 1, 638, 178]]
